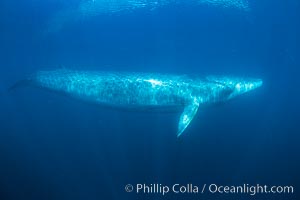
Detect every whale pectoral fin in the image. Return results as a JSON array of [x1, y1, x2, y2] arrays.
[[177, 103, 199, 137]]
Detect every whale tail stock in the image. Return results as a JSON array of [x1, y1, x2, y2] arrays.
[[8, 79, 33, 93], [0, 80, 31, 98]]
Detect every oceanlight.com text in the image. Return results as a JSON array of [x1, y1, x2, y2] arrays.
[[125, 183, 294, 196]]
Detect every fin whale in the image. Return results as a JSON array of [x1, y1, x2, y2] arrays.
[[12, 69, 262, 137]]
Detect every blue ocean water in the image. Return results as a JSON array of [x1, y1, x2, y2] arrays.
[[0, 0, 299, 199]]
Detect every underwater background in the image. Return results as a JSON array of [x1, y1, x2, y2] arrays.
[[0, 0, 299, 199]]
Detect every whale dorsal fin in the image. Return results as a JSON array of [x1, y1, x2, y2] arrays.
[[177, 101, 199, 137]]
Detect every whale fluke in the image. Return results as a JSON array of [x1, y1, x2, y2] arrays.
[[8, 79, 32, 92]]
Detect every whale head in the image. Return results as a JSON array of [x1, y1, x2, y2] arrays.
[[206, 76, 263, 100]]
